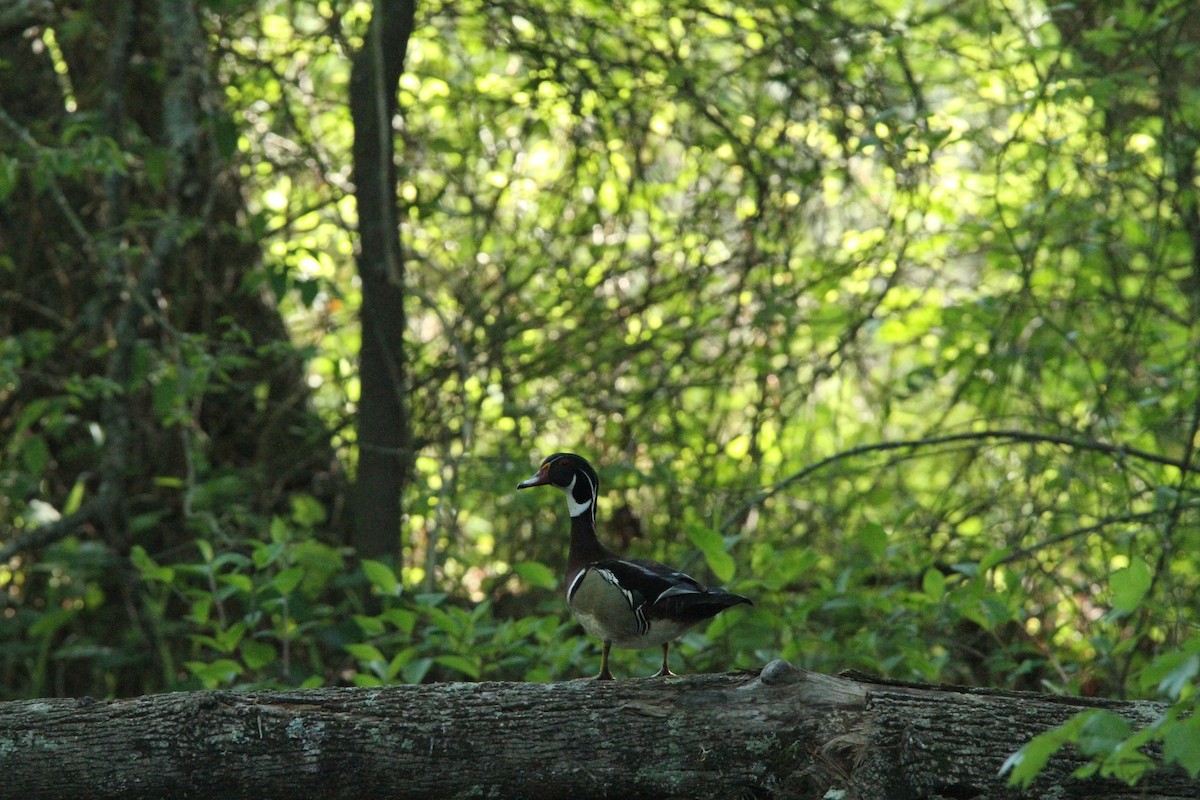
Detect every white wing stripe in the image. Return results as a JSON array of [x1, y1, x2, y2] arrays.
[[654, 583, 704, 602], [595, 567, 639, 611]]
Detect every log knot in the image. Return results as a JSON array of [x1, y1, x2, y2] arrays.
[[759, 659, 804, 687]]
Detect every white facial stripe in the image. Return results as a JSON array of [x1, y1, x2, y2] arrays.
[[578, 469, 596, 503], [563, 474, 594, 518]]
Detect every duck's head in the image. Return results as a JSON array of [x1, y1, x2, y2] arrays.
[[517, 452, 599, 519]]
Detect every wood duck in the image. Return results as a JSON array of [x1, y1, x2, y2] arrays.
[[517, 452, 752, 680]]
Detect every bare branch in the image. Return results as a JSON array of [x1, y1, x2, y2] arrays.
[[0, 496, 112, 561], [725, 429, 1195, 532]]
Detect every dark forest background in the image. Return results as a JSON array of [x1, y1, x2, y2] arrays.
[[2, 0, 1199, 781]]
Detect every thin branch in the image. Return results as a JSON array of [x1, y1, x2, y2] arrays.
[[0, 0, 52, 36], [0, 497, 112, 562], [0, 108, 99, 258], [997, 510, 1172, 566], [1117, 384, 1200, 696], [723, 428, 1197, 532]]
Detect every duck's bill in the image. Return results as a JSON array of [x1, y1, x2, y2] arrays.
[[517, 467, 551, 489]]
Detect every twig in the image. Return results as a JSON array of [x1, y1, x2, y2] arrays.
[[0, 497, 112, 561], [723, 428, 1196, 532], [1116, 386, 1200, 697], [996, 510, 1172, 566]]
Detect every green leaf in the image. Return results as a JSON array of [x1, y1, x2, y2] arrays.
[[858, 522, 887, 559], [1111, 559, 1153, 613], [187, 593, 212, 625], [434, 654, 481, 680], [345, 643, 386, 663], [21, 434, 49, 478], [214, 622, 246, 654], [219, 573, 253, 594], [362, 559, 401, 596], [1001, 734, 1061, 788], [685, 522, 735, 583], [195, 539, 214, 563], [378, 608, 418, 635], [130, 545, 175, 583], [241, 639, 277, 670], [186, 659, 243, 688], [268, 516, 291, 544], [63, 479, 86, 515], [1164, 715, 1200, 778], [1075, 710, 1133, 757], [272, 567, 305, 596], [979, 546, 1012, 572], [1002, 714, 1085, 788], [922, 568, 945, 600], [150, 373, 181, 419], [386, 646, 418, 680], [1152, 653, 1200, 700], [253, 540, 286, 569], [401, 657, 433, 684], [289, 493, 327, 526], [514, 561, 558, 590], [27, 608, 77, 638], [353, 614, 387, 636]]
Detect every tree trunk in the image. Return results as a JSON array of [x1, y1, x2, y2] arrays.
[[0, 0, 344, 695], [0, 661, 1193, 800], [349, 0, 416, 561]]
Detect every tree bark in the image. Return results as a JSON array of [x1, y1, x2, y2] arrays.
[[0, 661, 1194, 800], [349, 0, 416, 561]]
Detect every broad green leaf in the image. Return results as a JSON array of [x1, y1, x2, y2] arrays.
[[219, 573, 253, 594], [514, 561, 558, 590], [1164, 716, 1200, 778], [289, 493, 327, 526], [922, 568, 945, 600], [268, 515, 291, 544], [28, 608, 77, 638], [187, 593, 212, 625], [1000, 734, 1062, 789], [434, 654, 481, 680], [241, 639, 277, 670], [1148, 653, 1200, 700], [272, 567, 305, 596], [214, 622, 246, 654], [858, 522, 887, 559], [979, 547, 1013, 572], [387, 646, 419, 680], [186, 659, 243, 688], [402, 657, 433, 684], [362, 559, 401, 596], [1002, 714, 1086, 788], [353, 614, 387, 636], [344, 643, 386, 663], [195, 539, 214, 563], [685, 522, 735, 583], [378, 608, 418, 635], [130, 545, 175, 583], [1111, 559, 1153, 613], [1075, 710, 1133, 757]]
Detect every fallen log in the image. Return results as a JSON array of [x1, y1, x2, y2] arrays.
[[0, 660, 1194, 799]]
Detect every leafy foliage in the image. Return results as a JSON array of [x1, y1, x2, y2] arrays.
[[2, 0, 1200, 784]]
